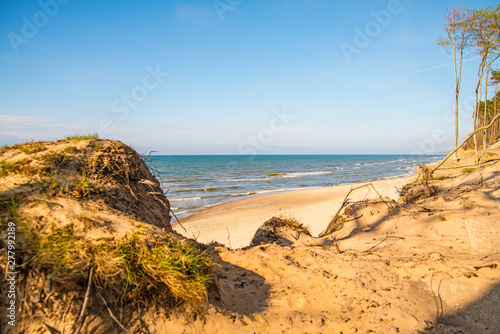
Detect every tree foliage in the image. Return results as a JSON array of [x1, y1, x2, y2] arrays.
[[438, 3, 500, 157]]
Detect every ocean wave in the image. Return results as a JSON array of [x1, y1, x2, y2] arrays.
[[175, 187, 219, 193], [170, 196, 202, 202], [385, 159, 408, 164], [282, 171, 332, 178], [363, 162, 386, 166], [219, 177, 272, 182], [229, 187, 304, 197]]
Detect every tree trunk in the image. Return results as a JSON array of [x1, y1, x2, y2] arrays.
[[473, 56, 487, 162], [494, 83, 498, 141], [483, 66, 490, 150], [453, 34, 460, 161]]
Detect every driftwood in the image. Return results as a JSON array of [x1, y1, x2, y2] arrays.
[[318, 183, 392, 238], [431, 112, 500, 176]]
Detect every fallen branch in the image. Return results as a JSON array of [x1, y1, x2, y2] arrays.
[[170, 209, 187, 233], [363, 233, 405, 252], [430, 271, 454, 323], [319, 183, 392, 238], [226, 226, 232, 249], [431, 112, 500, 175], [61, 295, 74, 334], [474, 263, 497, 270], [21, 293, 53, 334], [98, 293, 129, 332], [334, 242, 342, 254], [75, 267, 93, 334]]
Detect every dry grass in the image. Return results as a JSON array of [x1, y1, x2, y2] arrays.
[[19, 223, 213, 308], [0, 140, 45, 156], [277, 216, 312, 236], [65, 133, 100, 141]]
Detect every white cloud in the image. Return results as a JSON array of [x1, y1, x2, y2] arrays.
[[0, 114, 428, 154], [0, 114, 96, 144]]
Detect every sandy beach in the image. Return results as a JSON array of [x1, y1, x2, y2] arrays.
[[174, 175, 414, 248], [165, 146, 500, 333], [2, 139, 499, 333]]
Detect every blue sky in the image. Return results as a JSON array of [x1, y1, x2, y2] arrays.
[[0, 0, 497, 154]]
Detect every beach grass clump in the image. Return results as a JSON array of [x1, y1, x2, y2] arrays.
[[4, 195, 20, 220], [74, 171, 92, 198], [25, 224, 89, 284], [277, 215, 312, 236], [65, 132, 100, 142], [64, 146, 77, 153], [462, 167, 476, 173], [13, 140, 46, 154], [19, 222, 213, 308], [0, 145, 11, 155], [0, 158, 38, 178], [0, 160, 15, 177]]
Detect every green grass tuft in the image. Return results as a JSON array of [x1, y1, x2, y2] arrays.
[[63, 146, 77, 153], [7, 195, 19, 220], [462, 167, 476, 173], [74, 171, 92, 198], [21, 225, 213, 308], [16, 140, 45, 154], [0, 160, 15, 177], [65, 132, 100, 141]]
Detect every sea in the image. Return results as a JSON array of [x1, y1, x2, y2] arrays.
[[145, 154, 444, 219]]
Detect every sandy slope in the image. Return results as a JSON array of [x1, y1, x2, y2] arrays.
[[166, 147, 500, 334]]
